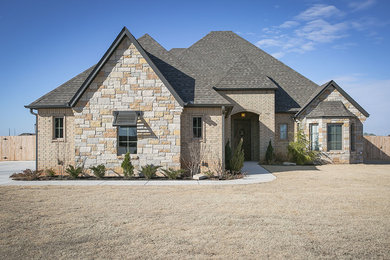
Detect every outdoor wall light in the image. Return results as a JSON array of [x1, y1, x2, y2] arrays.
[[241, 113, 246, 118]]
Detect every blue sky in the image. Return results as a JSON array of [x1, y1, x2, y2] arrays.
[[0, 0, 389, 135]]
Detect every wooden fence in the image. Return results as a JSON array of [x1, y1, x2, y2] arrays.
[[0, 136, 36, 161], [363, 136, 390, 162]]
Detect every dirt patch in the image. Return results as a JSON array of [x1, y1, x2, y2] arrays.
[[0, 164, 389, 259]]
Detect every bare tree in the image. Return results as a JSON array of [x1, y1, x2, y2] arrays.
[[182, 142, 209, 177]]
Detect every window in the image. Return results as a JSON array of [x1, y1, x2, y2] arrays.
[[54, 117, 64, 139], [327, 124, 342, 151], [310, 124, 319, 151], [279, 124, 287, 140], [118, 126, 137, 155], [192, 117, 202, 138], [350, 123, 356, 151]]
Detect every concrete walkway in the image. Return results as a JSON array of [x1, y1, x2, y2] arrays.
[[0, 161, 275, 186]]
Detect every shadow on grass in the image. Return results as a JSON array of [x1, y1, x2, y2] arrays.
[[261, 164, 319, 173]]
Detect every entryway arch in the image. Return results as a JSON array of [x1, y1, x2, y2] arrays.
[[231, 111, 259, 161]]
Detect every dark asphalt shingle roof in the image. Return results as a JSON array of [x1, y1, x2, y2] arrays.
[[174, 31, 321, 110], [215, 55, 277, 90], [27, 30, 338, 111], [169, 48, 186, 57], [306, 101, 355, 118], [26, 65, 96, 108]]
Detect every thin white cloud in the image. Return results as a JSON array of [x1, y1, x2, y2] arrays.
[[295, 4, 344, 21], [295, 19, 348, 43], [254, 2, 384, 58], [279, 21, 299, 29], [271, 52, 285, 59], [349, 0, 376, 12]]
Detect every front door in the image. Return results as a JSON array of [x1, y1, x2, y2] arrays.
[[233, 119, 251, 161]]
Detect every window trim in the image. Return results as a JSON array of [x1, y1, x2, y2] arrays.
[[52, 116, 65, 141], [309, 123, 319, 151], [192, 116, 203, 140], [117, 125, 138, 156], [279, 123, 288, 141], [327, 123, 343, 151]]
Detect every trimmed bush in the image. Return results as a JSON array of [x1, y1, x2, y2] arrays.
[[265, 140, 275, 164], [65, 165, 83, 179], [121, 152, 134, 178], [230, 139, 245, 173], [141, 164, 161, 179], [90, 164, 106, 179], [225, 141, 232, 170], [161, 168, 185, 179]]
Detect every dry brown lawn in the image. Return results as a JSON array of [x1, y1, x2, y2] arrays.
[[0, 164, 389, 259]]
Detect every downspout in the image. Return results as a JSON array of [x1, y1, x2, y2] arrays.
[[221, 106, 226, 172], [29, 108, 38, 172]]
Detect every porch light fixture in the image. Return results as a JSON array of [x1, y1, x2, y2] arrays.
[[241, 113, 246, 118]]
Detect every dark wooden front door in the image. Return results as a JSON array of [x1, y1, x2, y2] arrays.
[[234, 119, 251, 161]]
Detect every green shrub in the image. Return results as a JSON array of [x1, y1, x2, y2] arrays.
[[65, 165, 83, 179], [265, 140, 275, 164], [161, 168, 185, 179], [45, 168, 56, 177], [141, 164, 161, 179], [121, 152, 134, 178], [287, 129, 318, 165], [225, 141, 232, 170], [90, 164, 106, 179], [230, 139, 245, 173]]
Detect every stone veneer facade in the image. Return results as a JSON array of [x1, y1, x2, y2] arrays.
[[297, 85, 366, 163], [72, 38, 182, 173]]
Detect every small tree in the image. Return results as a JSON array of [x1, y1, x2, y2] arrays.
[[265, 140, 275, 164], [287, 129, 318, 165], [230, 139, 245, 173], [90, 164, 106, 179], [225, 141, 232, 171], [121, 152, 134, 178]]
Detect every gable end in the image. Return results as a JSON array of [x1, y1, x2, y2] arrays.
[[68, 27, 184, 107]]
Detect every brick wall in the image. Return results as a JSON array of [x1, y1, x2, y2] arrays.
[[219, 90, 275, 161], [180, 107, 223, 172], [37, 108, 75, 173], [274, 113, 295, 160], [72, 37, 182, 173]]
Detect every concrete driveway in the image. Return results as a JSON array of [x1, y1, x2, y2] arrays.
[[0, 161, 275, 186], [0, 161, 35, 185]]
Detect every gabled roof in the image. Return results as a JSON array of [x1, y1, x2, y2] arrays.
[[295, 80, 369, 118], [214, 55, 277, 90], [26, 27, 185, 109], [26, 28, 367, 114], [306, 101, 355, 118], [68, 27, 184, 107]]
